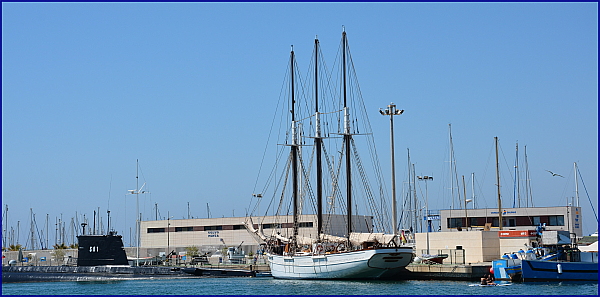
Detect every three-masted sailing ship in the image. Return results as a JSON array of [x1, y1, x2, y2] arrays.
[[245, 29, 413, 279]]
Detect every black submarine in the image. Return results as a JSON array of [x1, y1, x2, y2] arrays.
[[2, 231, 188, 283]]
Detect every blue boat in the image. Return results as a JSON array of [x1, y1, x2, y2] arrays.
[[520, 258, 598, 281], [493, 226, 598, 282]]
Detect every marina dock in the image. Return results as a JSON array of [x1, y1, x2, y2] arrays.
[[398, 263, 492, 281]]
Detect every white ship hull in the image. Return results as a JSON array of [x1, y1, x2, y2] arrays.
[[268, 247, 413, 279]]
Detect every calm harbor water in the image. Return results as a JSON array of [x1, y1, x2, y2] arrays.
[[2, 277, 598, 295]]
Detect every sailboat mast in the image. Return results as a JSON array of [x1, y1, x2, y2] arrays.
[[517, 143, 521, 207], [314, 38, 323, 238], [412, 164, 417, 232], [462, 175, 468, 230], [290, 47, 300, 247], [524, 145, 533, 207], [495, 137, 502, 230], [406, 149, 413, 232], [449, 124, 454, 210], [30, 208, 35, 250], [342, 30, 352, 243], [513, 142, 521, 208], [136, 159, 140, 265], [471, 172, 475, 209], [574, 162, 579, 207]]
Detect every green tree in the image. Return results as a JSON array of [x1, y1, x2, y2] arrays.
[[8, 244, 23, 251], [52, 248, 66, 264], [185, 245, 199, 257], [53, 243, 68, 249]]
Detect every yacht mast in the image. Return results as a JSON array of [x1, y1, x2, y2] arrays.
[[412, 164, 417, 232], [449, 124, 455, 210], [524, 145, 533, 207], [406, 149, 414, 232], [29, 208, 35, 250], [517, 143, 521, 207], [342, 29, 352, 244], [136, 160, 139, 265], [495, 137, 502, 230], [574, 162, 580, 207], [513, 142, 521, 208], [314, 38, 323, 239], [471, 172, 475, 209], [290, 46, 300, 250]]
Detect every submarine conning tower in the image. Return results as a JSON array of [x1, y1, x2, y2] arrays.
[[77, 231, 129, 266]]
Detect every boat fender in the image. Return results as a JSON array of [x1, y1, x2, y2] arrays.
[[557, 263, 562, 274]]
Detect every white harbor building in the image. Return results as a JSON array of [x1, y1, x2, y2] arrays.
[[414, 206, 584, 264], [138, 214, 372, 260]]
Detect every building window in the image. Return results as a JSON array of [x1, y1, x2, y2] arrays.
[[175, 227, 193, 232], [147, 228, 165, 233], [263, 223, 282, 229], [469, 218, 478, 227], [450, 215, 563, 228], [508, 218, 516, 227], [204, 226, 222, 231], [548, 215, 564, 226], [299, 222, 313, 228], [232, 225, 246, 230], [492, 218, 499, 227], [448, 218, 463, 228]]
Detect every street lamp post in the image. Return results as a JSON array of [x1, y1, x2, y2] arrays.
[[417, 175, 433, 254], [379, 103, 404, 242]]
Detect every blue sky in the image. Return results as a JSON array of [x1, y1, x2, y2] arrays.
[[2, 2, 597, 248]]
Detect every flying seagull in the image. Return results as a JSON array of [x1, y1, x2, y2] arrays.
[[545, 170, 564, 178]]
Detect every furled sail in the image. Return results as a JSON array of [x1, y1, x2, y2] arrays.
[[243, 217, 268, 242], [349, 233, 396, 246]]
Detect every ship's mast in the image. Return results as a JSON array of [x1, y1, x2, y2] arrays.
[[524, 145, 533, 207], [136, 160, 139, 265], [495, 137, 502, 230], [30, 208, 35, 250], [290, 46, 300, 250], [516, 143, 521, 208], [342, 29, 352, 245], [314, 38, 323, 239], [574, 162, 580, 207], [513, 142, 521, 208], [471, 172, 475, 209]]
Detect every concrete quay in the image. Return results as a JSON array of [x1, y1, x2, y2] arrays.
[[396, 262, 493, 281]]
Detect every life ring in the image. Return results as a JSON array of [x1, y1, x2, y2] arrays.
[[336, 243, 346, 252]]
